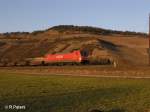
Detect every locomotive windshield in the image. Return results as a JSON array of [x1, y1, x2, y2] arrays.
[[80, 49, 89, 57]]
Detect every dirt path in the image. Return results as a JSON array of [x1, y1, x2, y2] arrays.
[[55, 73, 150, 79]]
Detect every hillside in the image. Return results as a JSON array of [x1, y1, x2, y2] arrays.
[[0, 25, 149, 66]]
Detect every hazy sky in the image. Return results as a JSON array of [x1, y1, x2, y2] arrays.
[[0, 0, 150, 33]]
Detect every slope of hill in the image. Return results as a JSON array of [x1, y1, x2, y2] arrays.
[[0, 25, 148, 66]]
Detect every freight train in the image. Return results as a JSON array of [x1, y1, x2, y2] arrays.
[[0, 49, 113, 66]]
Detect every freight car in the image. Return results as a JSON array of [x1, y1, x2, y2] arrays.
[[26, 49, 89, 66]]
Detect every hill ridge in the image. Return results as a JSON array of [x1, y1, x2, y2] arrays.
[[0, 25, 147, 37]]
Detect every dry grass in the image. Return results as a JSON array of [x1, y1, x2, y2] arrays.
[[1, 65, 150, 78]]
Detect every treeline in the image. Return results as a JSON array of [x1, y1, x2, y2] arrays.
[[0, 31, 43, 37], [1, 32, 30, 38], [50, 25, 147, 36], [3, 32, 30, 35]]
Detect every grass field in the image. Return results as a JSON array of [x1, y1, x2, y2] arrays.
[[0, 71, 150, 112]]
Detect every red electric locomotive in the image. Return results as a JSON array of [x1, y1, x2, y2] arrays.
[[27, 49, 89, 65]]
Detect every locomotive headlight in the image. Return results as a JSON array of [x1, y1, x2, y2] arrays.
[[79, 57, 82, 61]]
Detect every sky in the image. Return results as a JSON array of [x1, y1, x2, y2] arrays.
[[0, 0, 150, 33]]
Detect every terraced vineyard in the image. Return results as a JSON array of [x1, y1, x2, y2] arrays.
[[0, 25, 148, 66]]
